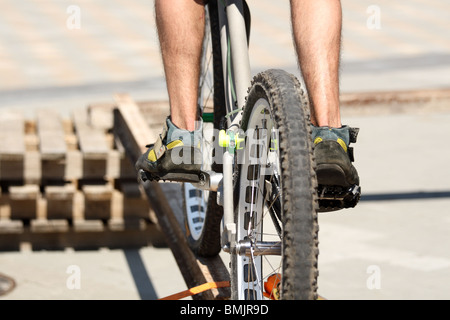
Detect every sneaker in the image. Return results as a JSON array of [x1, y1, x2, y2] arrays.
[[135, 117, 203, 183], [311, 125, 361, 210], [311, 125, 359, 186]]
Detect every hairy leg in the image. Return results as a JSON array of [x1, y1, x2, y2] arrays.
[[155, 0, 205, 131], [290, 0, 343, 128]]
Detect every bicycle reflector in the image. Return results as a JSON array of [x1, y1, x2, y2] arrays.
[[264, 273, 281, 300], [219, 130, 245, 150]]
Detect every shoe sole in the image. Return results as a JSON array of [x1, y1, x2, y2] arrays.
[[316, 163, 352, 187], [138, 169, 201, 184]]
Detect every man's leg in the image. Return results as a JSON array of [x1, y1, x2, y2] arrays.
[[290, 0, 342, 128], [290, 0, 360, 195], [135, 1, 206, 182], [155, 0, 205, 131]]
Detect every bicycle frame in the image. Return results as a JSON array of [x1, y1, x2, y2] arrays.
[[191, 0, 262, 259], [216, 0, 252, 251], [188, 0, 252, 254], [191, 1, 329, 299], [217, 0, 252, 128]]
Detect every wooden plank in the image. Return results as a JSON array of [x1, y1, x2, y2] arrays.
[[105, 149, 136, 180], [120, 182, 152, 219], [0, 220, 24, 234], [113, 93, 230, 300], [45, 184, 75, 219], [107, 218, 147, 232], [72, 108, 110, 159], [37, 109, 67, 181], [24, 151, 41, 185], [9, 185, 40, 220], [73, 219, 105, 232], [87, 102, 116, 131], [31, 219, 69, 233], [136, 100, 170, 128], [82, 184, 113, 220], [0, 110, 25, 159], [72, 108, 110, 180], [0, 110, 25, 180], [37, 109, 67, 159]]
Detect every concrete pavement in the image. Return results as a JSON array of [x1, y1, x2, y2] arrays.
[[318, 110, 450, 300], [1, 104, 449, 300]]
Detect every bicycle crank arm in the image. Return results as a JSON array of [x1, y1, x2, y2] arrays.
[[138, 169, 222, 191]]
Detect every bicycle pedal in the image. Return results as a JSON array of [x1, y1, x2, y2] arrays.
[[138, 169, 155, 183], [158, 172, 201, 183], [137, 169, 201, 184], [318, 184, 361, 212]]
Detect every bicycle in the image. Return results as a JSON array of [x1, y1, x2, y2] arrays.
[[140, 0, 360, 300]]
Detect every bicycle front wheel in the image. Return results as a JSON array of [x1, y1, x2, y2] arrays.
[[232, 69, 319, 300]]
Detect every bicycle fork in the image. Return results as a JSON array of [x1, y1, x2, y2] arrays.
[[222, 145, 237, 252], [192, 129, 237, 253]]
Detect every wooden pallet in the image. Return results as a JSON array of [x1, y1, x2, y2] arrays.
[[0, 101, 169, 250], [0, 95, 230, 299]]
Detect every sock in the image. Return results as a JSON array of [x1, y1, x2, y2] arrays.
[[166, 117, 203, 147]]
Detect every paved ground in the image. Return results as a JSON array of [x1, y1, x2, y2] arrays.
[[0, 0, 449, 116], [1, 107, 449, 301], [0, 0, 449, 300]]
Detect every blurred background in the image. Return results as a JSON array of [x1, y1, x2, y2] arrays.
[[0, 0, 449, 300], [1, 0, 449, 115]]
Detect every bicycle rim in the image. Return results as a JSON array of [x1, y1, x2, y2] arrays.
[[232, 69, 319, 300]]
